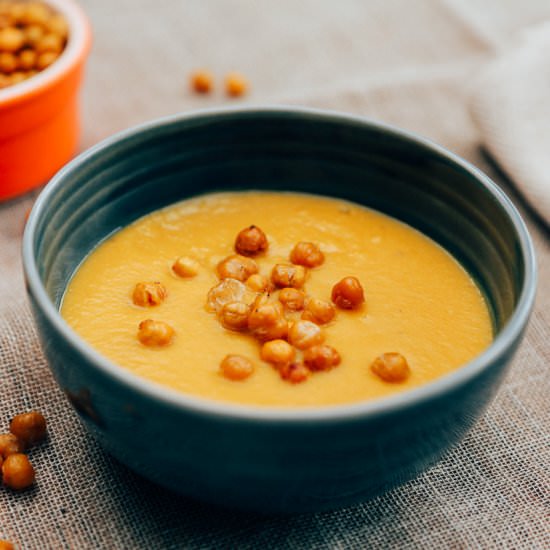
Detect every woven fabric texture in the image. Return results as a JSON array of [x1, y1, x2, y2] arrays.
[[0, 1, 549, 548]]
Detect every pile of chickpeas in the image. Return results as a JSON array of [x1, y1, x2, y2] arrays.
[[132, 225, 411, 385], [0, 1, 68, 90], [0, 411, 46, 493]]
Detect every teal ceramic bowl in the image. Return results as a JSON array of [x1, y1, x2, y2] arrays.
[[22, 107, 536, 513]]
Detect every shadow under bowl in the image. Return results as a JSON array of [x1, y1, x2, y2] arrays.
[[22, 107, 536, 513]]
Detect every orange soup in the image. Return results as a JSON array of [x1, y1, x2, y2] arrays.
[[61, 191, 493, 407]]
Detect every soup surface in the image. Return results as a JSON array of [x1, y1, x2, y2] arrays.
[[61, 191, 493, 407]]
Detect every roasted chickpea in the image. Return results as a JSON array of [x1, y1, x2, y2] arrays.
[[137, 319, 174, 347], [217, 254, 258, 282], [271, 264, 306, 289], [0, 433, 24, 457], [220, 354, 254, 381], [172, 256, 199, 278], [35, 50, 57, 69], [302, 297, 336, 324], [245, 273, 270, 293], [45, 13, 68, 38], [370, 352, 410, 383], [304, 345, 341, 371], [35, 32, 62, 53], [21, 2, 49, 26], [225, 72, 247, 97], [288, 320, 324, 350], [190, 69, 213, 94], [206, 278, 246, 313], [234, 225, 268, 256], [331, 276, 365, 310], [279, 362, 310, 384], [260, 339, 295, 367], [24, 23, 43, 47], [0, 539, 14, 550], [0, 51, 16, 73], [278, 287, 305, 311], [219, 301, 250, 331], [248, 300, 288, 341], [0, 27, 25, 52], [132, 282, 167, 307], [17, 48, 36, 69], [1, 453, 35, 490], [290, 241, 324, 268], [9, 411, 46, 447]]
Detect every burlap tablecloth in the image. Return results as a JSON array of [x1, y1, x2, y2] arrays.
[[1, 1, 549, 548]]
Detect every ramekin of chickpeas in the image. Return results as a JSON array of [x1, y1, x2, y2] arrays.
[[0, 0, 90, 201]]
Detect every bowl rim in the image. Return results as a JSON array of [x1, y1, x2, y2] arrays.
[[22, 105, 538, 423], [0, 0, 91, 108]]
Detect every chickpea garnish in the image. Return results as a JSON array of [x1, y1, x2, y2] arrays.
[[331, 276, 365, 310], [234, 225, 268, 256], [206, 278, 246, 313], [278, 287, 305, 311], [260, 339, 295, 367], [0, 51, 15, 72], [0, 539, 14, 550], [279, 362, 310, 384], [370, 352, 410, 383], [137, 319, 174, 347], [219, 301, 250, 331], [290, 241, 324, 268], [225, 72, 247, 97], [35, 50, 57, 69], [304, 345, 341, 372], [190, 69, 213, 94], [0, 433, 24, 457], [248, 300, 288, 341], [1, 453, 35, 490], [24, 23, 43, 47], [288, 320, 324, 350], [220, 354, 254, 381], [35, 32, 62, 53], [217, 254, 258, 282], [301, 297, 335, 325], [9, 411, 46, 447], [20, 2, 49, 26], [17, 48, 35, 69], [132, 282, 167, 307], [172, 256, 199, 278], [271, 263, 306, 289], [245, 273, 270, 293]]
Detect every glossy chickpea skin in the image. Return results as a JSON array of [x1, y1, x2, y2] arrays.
[[190, 69, 213, 94], [219, 301, 250, 331], [371, 352, 410, 383], [248, 300, 288, 341], [279, 362, 310, 384], [278, 287, 305, 311], [137, 319, 174, 347], [331, 276, 365, 310], [245, 273, 270, 293], [288, 320, 324, 350], [260, 339, 295, 367], [132, 282, 167, 307], [0, 433, 24, 457], [302, 297, 336, 325], [172, 256, 199, 278], [225, 72, 247, 97], [9, 411, 46, 447], [220, 354, 254, 381], [2, 453, 35, 490], [290, 241, 325, 268], [271, 264, 307, 289], [217, 254, 258, 282], [304, 345, 341, 372], [235, 225, 268, 256]]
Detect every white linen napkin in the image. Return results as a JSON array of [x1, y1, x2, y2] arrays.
[[470, 22, 550, 226]]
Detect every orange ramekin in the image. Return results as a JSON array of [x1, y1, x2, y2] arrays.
[[0, 0, 91, 201]]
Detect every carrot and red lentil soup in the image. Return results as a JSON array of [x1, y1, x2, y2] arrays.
[[61, 191, 493, 407]]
